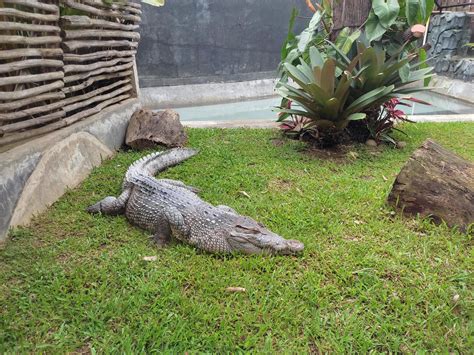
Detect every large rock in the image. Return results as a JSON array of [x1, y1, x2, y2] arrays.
[[126, 109, 187, 149], [388, 139, 474, 232]]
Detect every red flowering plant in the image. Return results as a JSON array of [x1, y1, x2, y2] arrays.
[[366, 97, 431, 145], [278, 100, 317, 140]]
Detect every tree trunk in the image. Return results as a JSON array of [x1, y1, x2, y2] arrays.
[[332, 0, 371, 32], [388, 139, 474, 233]]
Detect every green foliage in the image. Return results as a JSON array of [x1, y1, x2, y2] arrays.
[[1, 126, 473, 352], [275, 41, 433, 140]]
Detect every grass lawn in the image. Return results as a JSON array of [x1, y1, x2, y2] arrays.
[[1, 122, 473, 352]]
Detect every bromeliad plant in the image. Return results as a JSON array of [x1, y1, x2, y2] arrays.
[[366, 97, 430, 145], [275, 42, 433, 145]]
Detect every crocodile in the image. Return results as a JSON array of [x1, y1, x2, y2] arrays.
[[87, 148, 304, 255]]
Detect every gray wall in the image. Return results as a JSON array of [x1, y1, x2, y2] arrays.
[[427, 12, 473, 82], [137, 0, 311, 87]]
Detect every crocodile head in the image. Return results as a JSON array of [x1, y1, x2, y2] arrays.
[[227, 216, 304, 255]]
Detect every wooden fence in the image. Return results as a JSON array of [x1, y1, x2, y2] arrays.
[[0, 0, 140, 148], [437, 0, 474, 12]]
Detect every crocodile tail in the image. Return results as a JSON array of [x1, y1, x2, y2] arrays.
[[125, 148, 199, 183]]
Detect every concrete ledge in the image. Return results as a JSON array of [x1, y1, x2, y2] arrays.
[[0, 98, 140, 243], [431, 76, 474, 105], [183, 120, 278, 128], [140, 79, 276, 109], [10, 132, 113, 228]]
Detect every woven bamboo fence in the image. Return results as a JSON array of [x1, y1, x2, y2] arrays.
[[0, 0, 140, 148]]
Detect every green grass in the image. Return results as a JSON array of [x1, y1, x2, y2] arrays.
[[1, 123, 473, 353]]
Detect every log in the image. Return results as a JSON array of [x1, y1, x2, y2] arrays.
[[0, 110, 65, 136], [63, 84, 132, 113], [64, 57, 134, 73], [0, 97, 132, 147], [3, 0, 59, 13], [62, 69, 132, 94], [63, 93, 130, 125], [61, 0, 141, 22], [64, 62, 133, 83], [0, 71, 64, 87], [0, 59, 63, 74], [63, 50, 136, 63], [0, 95, 67, 121], [0, 7, 59, 22], [82, 0, 142, 15], [0, 92, 65, 112], [60, 16, 139, 31], [0, 35, 61, 46], [62, 39, 138, 51], [0, 48, 63, 60], [0, 80, 64, 100], [388, 139, 474, 232], [63, 29, 140, 40], [0, 22, 60, 33]]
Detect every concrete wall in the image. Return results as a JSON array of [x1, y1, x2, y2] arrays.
[[137, 0, 312, 87], [427, 12, 473, 82]]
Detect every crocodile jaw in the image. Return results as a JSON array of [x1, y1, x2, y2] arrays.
[[228, 218, 304, 255]]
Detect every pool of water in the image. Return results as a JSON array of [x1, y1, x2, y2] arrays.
[[171, 93, 472, 122]]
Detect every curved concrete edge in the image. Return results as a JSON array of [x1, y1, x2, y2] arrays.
[[10, 132, 113, 228], [183, 120, 279, 128], [140, 79, 277, 109], [0, 99, 141, 243]]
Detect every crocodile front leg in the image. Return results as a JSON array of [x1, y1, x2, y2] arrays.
[[152, 218, 172, 248], [163, 207, 190, 242]]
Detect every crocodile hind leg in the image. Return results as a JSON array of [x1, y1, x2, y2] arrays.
[[159, 179, 200, 194]]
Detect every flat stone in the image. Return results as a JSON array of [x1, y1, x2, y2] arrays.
[[10, 132, 113, 228]]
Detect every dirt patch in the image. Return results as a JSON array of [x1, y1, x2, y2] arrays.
[[301, 144, 358, 163], [270, 137, 285, 147], [268, 178, 294, 192]]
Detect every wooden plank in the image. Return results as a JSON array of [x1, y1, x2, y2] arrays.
[[0, 92, 65, 112], [64, 62, 134, 83], [64, 29, 140, 40], [82, 0, 142, 15], [60, 16, 139, 31], [0, 80, 64, 100], [0, 111, 65, 136], [0, 97, 133, 146], [62, 39, 138, 51], [0, 59, 63, 74], [0, 71, 64, 87], [63, 50, 136, 63], [0, 97, 66, 122], [61, 0, 141, 22], [3, 0, 59, 13], [0, 48, 63, 60], [64, 57, 134, 73], [0, 35, 61, 46], [0, 7, 59, 22], [62, 69, 133, 94], [63, 84, 132, 112], [0, 22, 60, 33], [63, 93, 131, 125]]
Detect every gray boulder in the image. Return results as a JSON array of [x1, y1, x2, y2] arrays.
[[126, 109, 188, 149]]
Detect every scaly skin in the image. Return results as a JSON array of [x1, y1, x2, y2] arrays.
[[87, 148, 304, 255]]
